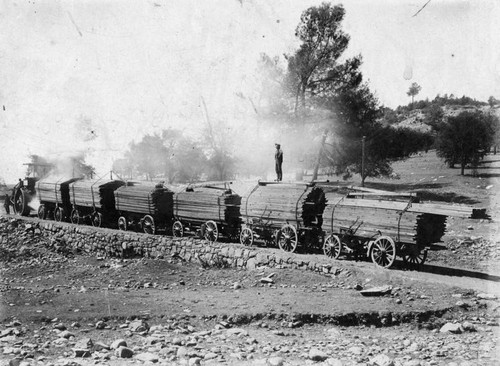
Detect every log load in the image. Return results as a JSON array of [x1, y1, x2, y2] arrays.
[[241, 182, 326, 229], [37, 177, 81, 205], [323, 193, 447, 246], [173, 186, 241, 227], [114, 181, 173, 218], [69, 179, 125, 210]]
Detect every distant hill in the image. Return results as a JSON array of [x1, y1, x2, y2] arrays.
[[383, 96, 500, 132]]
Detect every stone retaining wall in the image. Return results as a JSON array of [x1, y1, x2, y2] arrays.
[[0, 216, 347, 276]]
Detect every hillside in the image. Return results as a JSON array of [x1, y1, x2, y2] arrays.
[[393, 104, 500, 132], [383, 93, 500, 132]]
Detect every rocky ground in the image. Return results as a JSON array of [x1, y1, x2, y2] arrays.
[[1, 216, 499, 366]]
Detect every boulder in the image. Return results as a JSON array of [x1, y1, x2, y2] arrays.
[[309, 348, 328, 362], [129, 319, 149, 332], [439, 323, 462, 334], [73, 348, 91, 358], [369, 354, 394, 366], [115, 346, 134, 358]]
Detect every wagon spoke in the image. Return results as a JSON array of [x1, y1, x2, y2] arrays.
[[142, 215, 155, 234], [204, 220, 218, 243], [240, 226, 253, 246], [172, 221, 183, 237], [277, 224, 298, 253], [323, 234, 342, 259], [370, 236, 396, 269]]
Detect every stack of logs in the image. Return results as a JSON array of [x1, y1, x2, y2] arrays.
[[322, 188, 486, 246], [173, 187, 241, 226], [114, 182, 174, 217], [37, 177, 79, 204], [69, 179, 125, 209], [242, 182, 326, 228]]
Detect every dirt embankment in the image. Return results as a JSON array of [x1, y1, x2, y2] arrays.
[[1, 215, 500, 365]]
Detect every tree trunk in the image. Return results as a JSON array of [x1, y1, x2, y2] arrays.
[[301, 84, 306, 112], [460, 162, 465, 176], [294, 87, 300, 116], [312, 130, 328, 181]]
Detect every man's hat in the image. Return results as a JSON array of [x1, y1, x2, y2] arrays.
[[275, 142, 280, 147]]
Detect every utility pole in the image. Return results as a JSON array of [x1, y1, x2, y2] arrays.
[[361, 136, 366, 187]]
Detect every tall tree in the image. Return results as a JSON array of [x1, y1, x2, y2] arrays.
[[436, 111, 498, 175], [285, 3, 362, 116], [407, 82, 422, 106]]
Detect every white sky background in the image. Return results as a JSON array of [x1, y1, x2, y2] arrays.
[[0, 0, 499, 183]]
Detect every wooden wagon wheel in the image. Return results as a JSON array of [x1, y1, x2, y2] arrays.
[[117, 216, 127, 231], [14, 189, 29, 216], [37, 204, 46, 220], [204, 220, 218, 243], [240, 226, 254, 246], [54, 207, 64, 222], [323, 234, 342, 259], [402, 246, 428, 266], [70, 209, 80, 224], [277, 224, 298, 252], [172, 220, 183, 237], [142, 215, 155, 234], [370, 236, 396, 268], [91, 212, 103, 227]]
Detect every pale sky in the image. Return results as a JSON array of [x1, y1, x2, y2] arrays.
[[0, 0, 499, 183]]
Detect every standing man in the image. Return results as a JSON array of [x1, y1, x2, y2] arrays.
[[3, 194, 10, 214], [275, 143, 283, 181]]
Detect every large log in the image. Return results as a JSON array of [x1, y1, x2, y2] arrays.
[[37, 177, 81, 205], [69, 179, 125, 211], [114, 181, 173, 218], [241, 182, 326, 229], [322, 193, 449, 246], [173, 185, 241, 227]]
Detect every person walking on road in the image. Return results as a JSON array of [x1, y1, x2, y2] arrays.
[[275, 143, 283, 181]]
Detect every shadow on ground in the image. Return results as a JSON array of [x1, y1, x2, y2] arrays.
[[393, 259, 500, 283]]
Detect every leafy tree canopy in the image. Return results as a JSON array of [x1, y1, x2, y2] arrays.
[[285, 3, 362, 115], [115, 129, 207, 183], [435, 111, 498, 175]]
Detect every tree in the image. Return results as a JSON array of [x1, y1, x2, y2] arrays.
[[117, 129, 207, 183], [282, 3, 433, 185], [68, 155, 95, 179], [436, 111, 498, 175], [285, 3, 362, 116], [488, 96, 499, 108], [423, 104, 444, 130], [126, 134, 168, 181], [407, 82, 421, 106]]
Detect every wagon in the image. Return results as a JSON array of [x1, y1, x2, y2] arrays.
[[36, 177, 82, 221], [68, 178, 125, 227], [114, 181, 174, 234], [172, 181, 241, 242], [240, 181, 326, 252], [321, 188, 446, 268]]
